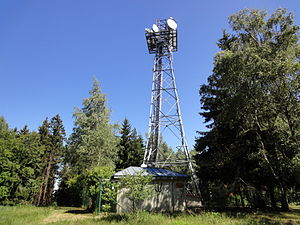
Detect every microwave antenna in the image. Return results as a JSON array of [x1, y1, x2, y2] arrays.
[[142, 18, 202, 199]]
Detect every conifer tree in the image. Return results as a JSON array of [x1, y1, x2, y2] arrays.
[[0, 118, 45, 205], [19, 125, 30, 135], [116, 118, 144, 170], [34, 115, 65, 206]]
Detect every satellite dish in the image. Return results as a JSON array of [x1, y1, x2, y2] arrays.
[[145, 28, 152, 33], [167, 18, 177, 30], [152, 24, 159, 33]]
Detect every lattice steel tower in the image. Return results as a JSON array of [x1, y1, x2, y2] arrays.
[[142, 18, 201, 197]]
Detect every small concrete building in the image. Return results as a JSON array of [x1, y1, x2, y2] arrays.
[[113, 166, 190, 213]]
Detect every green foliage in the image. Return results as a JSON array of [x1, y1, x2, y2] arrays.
[[66, 78, 118, 173], [119, 171, 154, 211], [59, 166, 116, 211], [58, 78, 118, 209], [196, 8, 300, 210], [0, 124, 46, 205], [84, 166, 116, 211], [34, 115, 66, 206], [0, 115, 65, 206], [116, 118, 144, 170], [0, 116, 8, 131], [157, 138, 189, 174]]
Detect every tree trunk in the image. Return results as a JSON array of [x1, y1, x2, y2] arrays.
[[35, 152, 54, 206], [280, 186, 289, 211], [235, 195, 239, 207], [42, 155, 53, 205], [255, 118, 289, 211], [47, 174, 55, 205], [254, 191, 266, 209], [34, 169, 46, 206], [269, 185, 277, 209], [240, 191, 245, 208], [132, 200, 135, 212]]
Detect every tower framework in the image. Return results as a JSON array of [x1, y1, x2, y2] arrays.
[[142, 18, 202, 198]]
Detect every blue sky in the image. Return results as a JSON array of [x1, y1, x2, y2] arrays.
[[1, 0, 299, 149]]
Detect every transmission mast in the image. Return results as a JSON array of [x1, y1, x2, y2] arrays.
[[142, 18, 201, 198]]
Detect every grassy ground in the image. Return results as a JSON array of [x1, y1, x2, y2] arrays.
[[0, 205, 300, 225]]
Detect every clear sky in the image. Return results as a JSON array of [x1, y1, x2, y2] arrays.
[[1, 0, 299, 149]]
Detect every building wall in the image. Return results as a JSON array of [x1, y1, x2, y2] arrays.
[[116, 179, 186, 213]]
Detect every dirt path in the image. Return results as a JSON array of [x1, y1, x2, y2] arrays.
[[43, 207, 95, 224]]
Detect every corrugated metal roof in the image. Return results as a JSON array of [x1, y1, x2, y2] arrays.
[[113, 166, 189, 179]]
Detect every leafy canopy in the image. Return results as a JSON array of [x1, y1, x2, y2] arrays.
[[195, 8, 300, 210]]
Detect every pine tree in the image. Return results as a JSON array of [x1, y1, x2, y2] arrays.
[[0, 118, 45, 205], [130, 128, 144, 166], [19, 125, 29, 135], [34, 115, 65, 206], [116, 118, 144, 170]]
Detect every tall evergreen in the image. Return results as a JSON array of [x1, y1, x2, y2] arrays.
[[116, 118, 144, 170], [19, 125, 30, 135], [34, 115, 65, 206], [0, 117, 45, 205]]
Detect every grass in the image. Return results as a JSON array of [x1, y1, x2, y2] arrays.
[[0, 205, 52, 225], [0, 205, 300, 225]]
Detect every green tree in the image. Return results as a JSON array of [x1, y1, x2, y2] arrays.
[[0, 116, 8, 131], [195, 8, 300, 210], [34, 115, 65, 206], [119, 171, 154, 212], [116, 118, 144, 170], [60, 166, 115, 211], [156, 138, 189, 174], [66, 78, 118, 173], [15, 130, 45, 204], [83, 166, 116, 211], [0, 120, 45, 205], [19, 125, 29, 135], [59, 78, 118, 208], [0, 129, 22, 204]]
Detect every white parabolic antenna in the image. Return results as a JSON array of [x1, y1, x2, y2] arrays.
[[152, 24, 159, 33], [167, 18, 177, 30]]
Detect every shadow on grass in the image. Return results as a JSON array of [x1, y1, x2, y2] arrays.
[[100, 214, 129, 222], [65, 209, 91, 214], [184, 206, 300, 225], [222, 207, 300, 225], [252, 218, 283, 225], [291, 206, 300, 213]]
